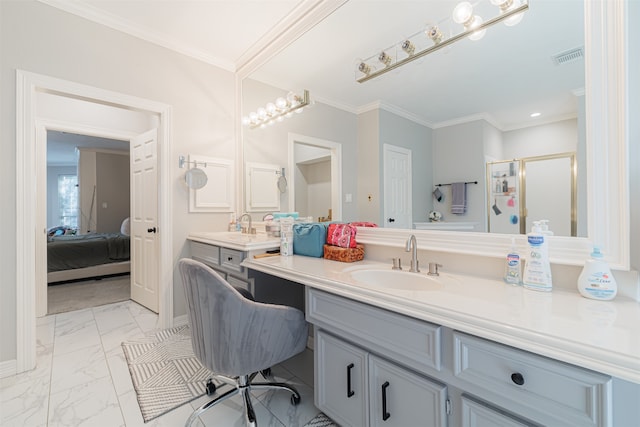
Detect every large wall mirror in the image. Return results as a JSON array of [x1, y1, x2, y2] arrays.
[[239, 0, 629, 269]]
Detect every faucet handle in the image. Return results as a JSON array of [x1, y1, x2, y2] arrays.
[[392, 258, 403, 270], [427, 262, 442, 276]]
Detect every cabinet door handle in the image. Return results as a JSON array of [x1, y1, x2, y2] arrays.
[[346, 363, 355, 398], [511, 372, 525, 386], [381, 381, 391, 421]]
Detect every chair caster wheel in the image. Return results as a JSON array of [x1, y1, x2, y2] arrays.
[[206, 379, 216, 395], [291, 394, 301, 405]]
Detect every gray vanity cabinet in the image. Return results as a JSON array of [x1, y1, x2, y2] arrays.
[[315, 331, 368, 426], [368, 354, 447, 427], [190, 241, 252, 293], [307, 288, 617, 427], [315, 330, 447, 427], [461, 396, 535, 427]]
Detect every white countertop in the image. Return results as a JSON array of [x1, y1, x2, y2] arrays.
[[242, 255, 640, 384], [188, 231, 280, 252]]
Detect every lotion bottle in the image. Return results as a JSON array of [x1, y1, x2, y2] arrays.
[[504, 237, 521, 285], [522, 221, 553, 292], [577, 247, 617, 300]]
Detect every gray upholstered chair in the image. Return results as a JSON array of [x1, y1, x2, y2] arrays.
[[178, 258, 308, 427]]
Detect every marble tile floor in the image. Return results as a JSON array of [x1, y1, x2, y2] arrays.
[[0, 300, 322, 427]]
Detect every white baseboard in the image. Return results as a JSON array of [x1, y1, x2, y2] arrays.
[[0, 359, 17, 379]]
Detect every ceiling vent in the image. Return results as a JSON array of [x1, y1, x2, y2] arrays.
[[552, 47, 584, 65]]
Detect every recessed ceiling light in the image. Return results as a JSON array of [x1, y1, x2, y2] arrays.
[[530, 112, 541, 118]]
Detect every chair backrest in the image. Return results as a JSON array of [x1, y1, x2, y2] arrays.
[[178, 258, 307, 377]]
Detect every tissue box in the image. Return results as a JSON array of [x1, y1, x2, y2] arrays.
[[293, 223, 328, 257], [323, 244, 364, 263]]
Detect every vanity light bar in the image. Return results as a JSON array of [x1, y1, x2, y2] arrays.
[[356, 1, 529, 83], [243, 90, 310, 130]]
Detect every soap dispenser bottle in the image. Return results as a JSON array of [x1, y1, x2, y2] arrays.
[[522, 221, 553, 292], [577, 247, 617, 300], [504, 237, 521, 285]]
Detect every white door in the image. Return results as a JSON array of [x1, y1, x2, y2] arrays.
[[130, 129, 159, 312], [383, 144, 412, 229]]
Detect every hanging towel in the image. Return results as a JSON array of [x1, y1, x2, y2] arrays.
[[451, 182, 467, 214]]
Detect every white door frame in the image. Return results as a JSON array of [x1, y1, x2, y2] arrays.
[[16, 70, 173, 373], [287, 133, 342, 220]]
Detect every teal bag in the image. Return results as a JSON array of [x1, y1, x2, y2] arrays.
[[293, 223, 328, 257]]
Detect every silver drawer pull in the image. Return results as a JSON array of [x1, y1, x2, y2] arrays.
[[511, 372, 525, 386]]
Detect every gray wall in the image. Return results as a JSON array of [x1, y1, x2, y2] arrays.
[[95, 152, 130, 234], [379, 109, 433, 224], [1, 1, 235, 362], [243, 78, 358, 221], [432, 121, 486, 227], [357, 110, 380, 223]]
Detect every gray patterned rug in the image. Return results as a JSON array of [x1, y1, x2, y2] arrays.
[[122, 325, 211, 422], [122, 325, 338, 425]]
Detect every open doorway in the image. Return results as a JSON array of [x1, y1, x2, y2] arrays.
[[45, 131, 132, 314], [16, 70, 173, 374], [287, 133, 342, 221]]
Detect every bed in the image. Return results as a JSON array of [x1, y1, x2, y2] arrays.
[[47, 232, 131, 283]]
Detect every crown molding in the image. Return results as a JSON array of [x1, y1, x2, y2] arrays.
[[236, 0, 348, 78]]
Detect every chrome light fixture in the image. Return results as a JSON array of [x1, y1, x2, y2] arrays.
[[356, 0, 529, 83], [242, 90, 310, 129]]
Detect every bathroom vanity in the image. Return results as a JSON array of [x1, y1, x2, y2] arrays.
[[242, 255, 640, 427], [187, 232, 305, 310]]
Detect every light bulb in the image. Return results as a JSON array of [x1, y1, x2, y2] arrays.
[[266, 102, 276, 115], [401, 40, 415, 56], [358, 62, 372, 75], [504, 0, 524, 26], [452, 2, 473, 25], [276, 116, 284, 122], [378, 51, 392, 66], [249, 112, 258, 123], [467, 15, 486, 41], [275, 97, 287, 109], [285, 112, 293, 119], [257, 107, 267, 119], [241, 116, 251, 126]]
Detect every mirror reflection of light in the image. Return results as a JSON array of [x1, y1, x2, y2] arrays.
[[530, 112, 541, 118]]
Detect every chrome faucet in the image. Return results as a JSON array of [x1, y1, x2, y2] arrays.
[[239, 213, 255, 234], [405, 234, 420, 273]]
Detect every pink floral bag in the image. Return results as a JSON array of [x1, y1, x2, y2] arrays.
[[327, 223, 357, 248]]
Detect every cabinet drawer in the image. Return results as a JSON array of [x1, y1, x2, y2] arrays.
[[227, 275, 252, 294], [190, 241, 220, 266], [307, 289, 441, 372], [453, 332, 611, 427], [461, 395, 536, 427], [220, 248, 246, 273]]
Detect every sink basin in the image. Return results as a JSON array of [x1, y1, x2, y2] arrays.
[[349, 269, 444, 291]]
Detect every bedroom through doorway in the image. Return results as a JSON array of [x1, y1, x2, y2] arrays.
[[45, 130, 132, 314]]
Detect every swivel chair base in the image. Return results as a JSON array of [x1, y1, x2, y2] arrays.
[[186, 373, 301, 427]]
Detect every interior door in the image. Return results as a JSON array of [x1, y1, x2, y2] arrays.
[[130, 129, 159, 312], [383, 144, 412, 229]]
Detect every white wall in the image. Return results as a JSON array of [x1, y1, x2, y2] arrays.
[[630, 0, 639, 273], [1, 1, 235, 362]]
